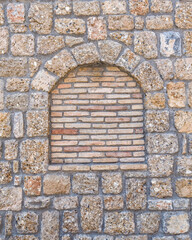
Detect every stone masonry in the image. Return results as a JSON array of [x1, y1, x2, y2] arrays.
[[0, 0, 191, 239]]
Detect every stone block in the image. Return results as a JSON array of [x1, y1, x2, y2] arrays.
[[65, 36, 84, 47], [30, 92, 48, 110], [37, 36, 64, 55], [108, 15, 134, 30], [0, 79, 3, 110], [151, 0, 173, 13], [24, 176, 41, 196], [63, 210, 79, 233], [54, 1, 71, 15], [0, 162, 12, 184], [87, 17, 107, 40], [146, 110, 169, 132], [0, 58, 27, 77], [73, 1, 100, 15], [173, 199, 190, 210], [55, 18, 85, 34], [175, 58, 192, 80], [110, 32, 133, 45], [184, 31, 192, 56], [101, 0, 126, 14], [53, 196, 78, 210], [0, 112, 11, 138], [15, 212, 38, 233], [175, 111, 192, 133], [146, 15, 173, 30], [150, 178, 173, 198], [6, 93, 28, 111], [155, 59, 174, 80], [6, 78, 29, 92], [148, 200, 173, 211], [129, 0, 149, 15], [160, 32, 181, 57], [0, 4, 4, 25], [11, 34, 35, 56], [0, 187, 22, 211], [145, 93, 165, 109], [137, 212, 160, 234], [5, 139, 18, 160], [176, 178, 192, 197], [175, 3, 192, 29], [24, 197, 51, 210], [41, 211, 59, 240], [0, 27, 9, 54], [7, 3, 25, 23], [104, 195, 124, 210], [13, 112, 24, 138], [102, 172, 122, 194], [29, 58, 41, 77]]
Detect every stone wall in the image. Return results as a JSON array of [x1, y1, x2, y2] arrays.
[[0, 0, 192, 239]]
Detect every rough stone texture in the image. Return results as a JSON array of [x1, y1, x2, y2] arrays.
[[24, 176, 41, 196], [145, 93, 165, 109], [74, 1, 100, 16], [163, 212, 189, 234], [155, 59, 174, 80], [175, 3, 192, 29], [176, 178, 192, 198], [20, 139, 48, 174], [11, 34, 35, 56], [45, 50, 77, 78], [146, 16, 173, 30], [102, 172, 122, 194], [72, 43, 100, 65], [104, 195, 124, 210], [167, 82, 185, 108], [29, 3, 53, 34], [175, 58, 192, 80], [184, 31, 192, 56], [7, 3, 25, 23], [134, 31, 157, 59], [0, 187, 22, 211], [0, 4, 4, 25], [151, 0, 173, 13], [0, 112, 11, 138], [37, 36, 64, 55], [147, 134, 178, 154], [0, 58, 27, 77], [0, 27, 8, 54], [0, 162, 12, 184], [137, 212, 160, 234], [5, 139, 18, 160], [126, 178, 146, 210], [175, 111, 192, 133], [0, 79, 4, 110], [133, 62, 163, 92], [72, 173, 98, 194], [41, 211, 59, 240], [65, 36, 84, 47], [31, 70, 58, 92], [63, 210, 79, 233], [6, 78, 30, 92], [148, 155, 174, 177], [150, 178, 173, 198], [108, 15, 134, 30], [177, 156, 192, 176], [15, 212, 38, 233], [160, 32, 181, 57], [98, 40, 122, 64], [54, 1, 71, 15], [104, 212, 135, 235], [129, 0, 149, 15], [53, 196, 78, 210], [6, 93, 28, 111], [110, 32, 133, 46], [87, 17, 107, 40], [27, 111, 48, 137], [29, 58, 41, 77], [148, 200, 173, 211], [30, 92, 48, 110], [81, 196, 102, 233], [101, 0, 127, 14], [24, 197, 51, 210], [13, 112, 24, 138], [55, 18, 85, 34], [43, 174, 70, 195], [145, 111, 169, 132]]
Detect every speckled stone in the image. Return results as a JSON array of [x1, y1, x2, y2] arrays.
[[101, 0, 127, 14], [0, 112, 11, 138], [15, 212, 38, 233], [176, 178, 192, 198], [0, 27, 9, 54], [146, 111, 169, 132], [55, 18, 85, 34], [24, 197, 51, 210], [129, 0, 149, 15], [11, 34, 35, 56], [37, 36, 64, 55], [5, 139, 18, 160], [110, 32, 133, 46], [155, 59, 174, 80], [24, 176, 41, 196], [65, 36, 84, 47], [102, 172, 122, 194], [184, 31, 192, 56], [0, 58, 27, 77], [175, 3, 192, 29], [174, 111, 192, 133], [137, 212, 160, 234], [175, 58, 192, 80], [6, 78, 30, 92], [0, 162, 12, 184], [87, 17, 107, 40], [104, 195, 124, 210], [6, 93, 28, 111], [53, 196, 78, 210], [151, 0, 173, 13], [108, 15, 134, 30], [150, 178, 173, 198], [0, 187, 22, 211], [73, 1, 100, 16], [160, 32, 181, 57], [30, 92, 48, 110], [41, 211, 59, 240], [167, 82, 185, 108], [63, 210, 79, 233], [145, 93, 165, 109]]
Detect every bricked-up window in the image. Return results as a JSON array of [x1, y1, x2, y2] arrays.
[[50, 66, 145, 170]]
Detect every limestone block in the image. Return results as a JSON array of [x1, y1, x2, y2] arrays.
[[0, 187, 22, 211], [15, 212, 39, 233], [145, 110, 169, 132], [102, 172, 122, 194], [150, 178, 173, 198], [137, 212, 160, 234], [87, 17, 107, 40], [37, 36, 64, 55]]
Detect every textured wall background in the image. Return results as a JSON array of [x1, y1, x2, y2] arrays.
[[0, 0, 192, 239]]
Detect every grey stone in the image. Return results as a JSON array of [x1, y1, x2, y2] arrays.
[[160, 32, 181, 57], [41, 211, 59, 240]]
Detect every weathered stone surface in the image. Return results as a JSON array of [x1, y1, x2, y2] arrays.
[[27, 111, 48, 137], [137, 212, 160, 234], [102, 172, 122, 194], [0, 112, 11, 138], [150, 178, 173, 198], [6, 93, 28, 111], [54, 1, 71, 15], [104, 212, 135, 235], [155, 59, 174, 80], [41, 211, 59, 240], [163, 212, 189, 234], [81, 196, 103, 233], [101, 0, 126, 14], [147, 134, 178, 154], [0, 162, 12, 184], [63, 210, 79, 233], [15, 212, 38, 233], [0, 4, 4, 25], [72, 43, 100, 65], [7, 3, 25, 23], [31, 70, 58, 92], [5, 139, 18, 160], [0, 187, 22, 211], [29, 3, 53, 34], [145, 93, 165, 109], [11, 34, 35, 56], [45, 50, 77, 78], [160, 32, 181, 57], [24, 197, 51, 210], [104, 195, 124, 210], [146, 111, 169, 132], [110, 32, 133, 46], [175, 111, 192, 133], [134, 31, 157, 59], [93, 236, 113, 240], [0, 27, 8, 54], [108, 15, 134, 30], [135, 16, 145, 30], [126, 178, 146, 210], [30, 92, 48, 110], [148, 155, 174, 177], [55, 18, 85, 34], [148, 200, 173, 211], [129, 0, 149, 15], [37, 36, 64, 55], [65, 36, 84, 47], [167, 82, 185, 108], [8, 235, 38, 240], [72, 173, 98, 194], [116, 48, 140, 73], [44, 174, 70, 195], [74, 235, 92, 240], [24, 176, 41, 196], [20, 139, 48, 174], [0, 58, 27, 77], [175, 3, 192, 29], [175, 58, 192, 80], [176, 178, 192, 198], [87, 17, 107, 40], [133, 62, 163, 92], [6, 78, 29, 92], [10, 24, 27, 33], [74, 1, 100, 16], [98, 40, 122, 64], [53, 196, 78, 210], [0, 79, 3, 110], [173, 199, 190, 211], [29, 58, 41, 77], [146, 16, 173, 30], [5, 211, 12, 236], [151, 0, 173, 13], [13, 112, 24, 138], [184, 31, 192, 56]]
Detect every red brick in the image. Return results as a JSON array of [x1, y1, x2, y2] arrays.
[[106, 152, 132, 157], [52, 129, 78, 135]]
